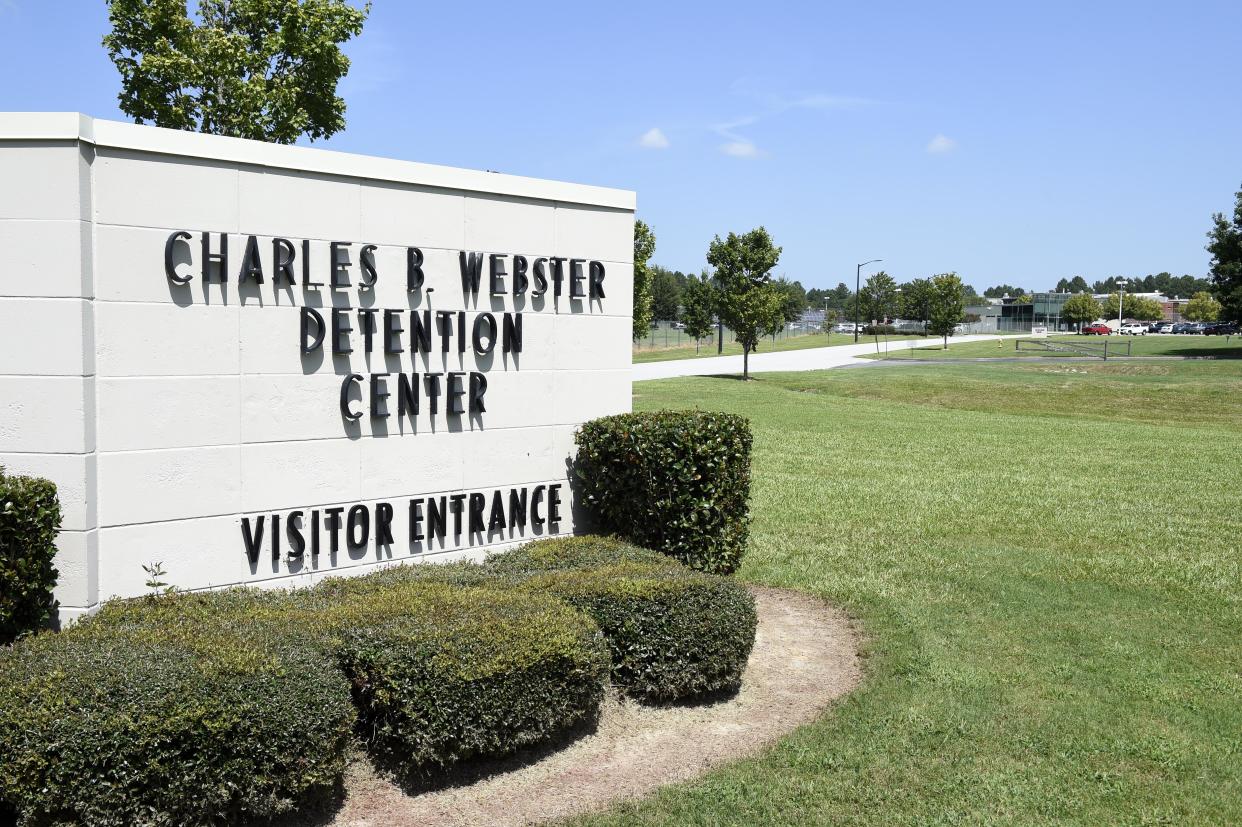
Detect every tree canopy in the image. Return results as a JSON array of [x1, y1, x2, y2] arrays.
[[103, 0, 370, 143], [771, 277, 808, 324], [632, 220, 656, 339], [898, 278, 934, 326], [649, 265, 682, 322], [983, 284, 1026, 298], [680, 271, 717, 351], [1054, 276, 1092, 294], [860, 271, 899, 324], [1061, 293, 1102, 327], [707, 227, 784, 379], [927, 273, 966, 348], [1098, 293, 1163, 322], [1182, 291, 1222, 322], [1207, 185, 1242, 321]]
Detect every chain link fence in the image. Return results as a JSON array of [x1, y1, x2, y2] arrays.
[[633, 320, 827, 351]]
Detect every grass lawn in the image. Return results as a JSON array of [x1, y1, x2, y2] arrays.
[[862, 334, 1242, 361], [576, 361, 1242, 825], [633, 332, 929, 363]]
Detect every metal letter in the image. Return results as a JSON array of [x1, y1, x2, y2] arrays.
[[164, 231, 192, 284]]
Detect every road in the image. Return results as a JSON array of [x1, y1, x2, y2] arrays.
[[632, 334, 1008, 381]]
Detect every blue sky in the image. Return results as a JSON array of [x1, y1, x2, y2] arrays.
[[2, 0, 1240, 293]]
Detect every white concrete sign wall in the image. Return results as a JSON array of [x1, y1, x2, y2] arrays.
[[0, 114, 634, 621]]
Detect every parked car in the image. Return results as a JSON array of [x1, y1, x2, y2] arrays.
[[1153, 322, 1175, 334], [1081, 323, 1112, 335], [1204, 322, 1238, 335], [1185, 322, 1209, 334], [1118, 323, 1148, 335], [831, 322, 859, 334], [1171, 322, 1193, 334]]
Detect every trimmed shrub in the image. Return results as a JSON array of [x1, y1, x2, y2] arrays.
[[87, 577, 611, 778], [0, 468, 62, 644], [491, 537, 758, 702], [335, 584, 608, 774], [485, 534, 672, 575], [0, 620, 354, 827], [861, 323, 898, 336], [574, 410, 753, 574]]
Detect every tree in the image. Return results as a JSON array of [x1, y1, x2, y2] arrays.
[[103, 0, 370, 144], [899, 278, 934, 331], [772, 277, 807, 324], [820, 306, 840, 332], [680, 271, 716, 352], [860, 271, 898, 324], [1100, 293, 1163, 322], [1061, 293, 1102, 328], [927, 273, 966, 348], [983, 284, 1026, 298], [1183, 291, 1222, 322], [707, 227, 784, 379], [649, 266, 682, 321], [632, 220, 656, 339], [1207, 185, 1242, 321]]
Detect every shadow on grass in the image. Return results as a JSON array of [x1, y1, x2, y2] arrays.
[[701, 373, 757, 382], [1159, 345, 1242, 358]]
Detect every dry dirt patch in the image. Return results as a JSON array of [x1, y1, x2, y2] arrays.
[[328, 586, 862, 827]]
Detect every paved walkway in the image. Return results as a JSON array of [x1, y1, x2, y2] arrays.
[[632, 334, 1006, 381]]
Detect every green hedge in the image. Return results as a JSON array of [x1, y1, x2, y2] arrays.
[[87, 576, 609, 778], [334, 584, 608, 774], [0, 619, 354, 827], [485, 534, 672, 575], [0, 468, 62, 644], [491, 537, 758, 702], [2, 536, 756, 821], [574, 410, 753, 574]]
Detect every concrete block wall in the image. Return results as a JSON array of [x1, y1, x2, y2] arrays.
[[0, 114, 634, 620]]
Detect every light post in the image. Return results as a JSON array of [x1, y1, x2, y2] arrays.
[[1116, 279, 1128, 332], [823, 298, 831, 337], [854, 259, 882, 342]]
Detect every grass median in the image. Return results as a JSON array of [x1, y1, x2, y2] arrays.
[[633, 332, 929, 363], [580, 360, 1242, 825], [862, 333, 1242, 360]]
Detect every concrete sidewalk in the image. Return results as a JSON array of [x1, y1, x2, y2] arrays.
[[632, 334, 1007, 381]]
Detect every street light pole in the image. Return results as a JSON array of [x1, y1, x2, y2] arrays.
[[854, 259, 882, 343], [1116, 279, 1128, 331]]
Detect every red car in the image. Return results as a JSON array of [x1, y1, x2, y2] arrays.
[[1081, 323, 1112, 335]]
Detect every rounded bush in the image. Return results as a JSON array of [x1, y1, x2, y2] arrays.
[[574, 410, 753, 574], [0, 469, 62, 644], [492, 537, 758, 702], [327, 582, 609, 774], [0, 621, 354, 827], [88, 577, 611, 779]]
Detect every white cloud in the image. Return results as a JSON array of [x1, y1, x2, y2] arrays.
[[638, 127, 670, 149], [720, 141, 760, 158], [927, 134, 958, 154]]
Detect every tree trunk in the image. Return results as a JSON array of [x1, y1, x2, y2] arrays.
[[743, 346, 750, 380], [943, 334, 948, 349]]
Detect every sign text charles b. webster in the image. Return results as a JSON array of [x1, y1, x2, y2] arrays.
[[162, 230, 608, 566]]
